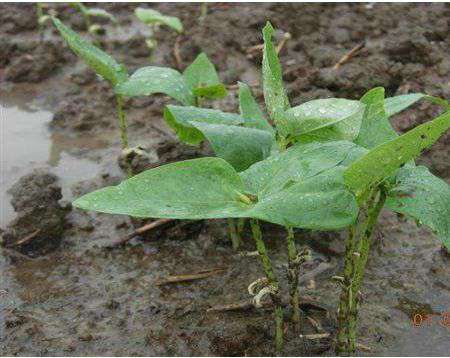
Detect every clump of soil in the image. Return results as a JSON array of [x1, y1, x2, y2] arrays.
[[1, 168, 70, 256]]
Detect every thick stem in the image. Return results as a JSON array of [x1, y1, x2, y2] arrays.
[[285, 226, 300, 332], [250, 219, 283, 354], [347, 189, 387, 354], [227, 218, 241, 250], [336, 225, 356, 354], [337, 188, 387, 355]]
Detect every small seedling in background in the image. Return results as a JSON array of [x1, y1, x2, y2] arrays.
[[70, 2, 117, 36], [36, 3, 53, 39], [51, 17, 131, 174], [134, 7, 183, 59], [69, 19, 450, 355], [199, 3, 208, 23]]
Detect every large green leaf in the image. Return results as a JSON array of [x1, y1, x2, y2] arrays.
[[74, 158, 247, 219], [163, 105, 244, 145], [344, 110, 450, 197], [189, 122, 274, 172], [135, 7, 183, 33], [355, 87, 398, 149], [240, 140, 360, 197], [249, 166, 358, 229], [238, 81, 274, 133], [183, 53, 227, 100], [262, 22, 290, 129], [115, 67, 195, 105], [52, 17, 127, 86], [386, 166, 450, 249], [282, 98, 365, 140], [73, 157, 358, 230]]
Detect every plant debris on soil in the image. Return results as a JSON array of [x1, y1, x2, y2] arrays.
[[1, 3, 449, 356]]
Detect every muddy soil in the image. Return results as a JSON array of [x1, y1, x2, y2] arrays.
[[1, 3, 449, 356]]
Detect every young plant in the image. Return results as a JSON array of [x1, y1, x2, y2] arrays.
[[334, 89, 450, 354], [51, 17, 130, 173], [69, 20, 450, 355], [70, 2, 117, 36], [36, 3, 52, 38], [134, 7, 183, 57]]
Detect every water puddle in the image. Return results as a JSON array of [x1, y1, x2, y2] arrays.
[[0, 94, 107, 227]]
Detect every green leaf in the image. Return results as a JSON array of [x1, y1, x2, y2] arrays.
[[355, 87, 398, 149], [282, 98, 364, 140], [135, 7, 183, 33], [183, 53, 227, 100], [192, 83, 227, 100], [386, 166, 450, 249], [249, 166, 358, 229], [238, 81, 274, 133], [344, 110, 450, 197], [240, 140, 360, 197], [73, 157, 358, 230], [115, 66, 195, 105], [384, 93, 426, 117], [189, 122, 274, 171], [85, 8, 117, 23], [52, 17, 127, 86], [74, 158, 247, 219], [262, 22, 290, 128], [163, 105, 245, 145]]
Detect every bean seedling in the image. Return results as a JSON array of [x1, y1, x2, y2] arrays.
[[70, 20, 450, 355], [70, 2, 117, 36], [134, 7, 183, 58]]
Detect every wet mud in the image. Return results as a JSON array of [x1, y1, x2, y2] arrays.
[[1, 3, 449, 356]]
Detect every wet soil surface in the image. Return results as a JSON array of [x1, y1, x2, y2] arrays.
[[1, 3, 449, 356]]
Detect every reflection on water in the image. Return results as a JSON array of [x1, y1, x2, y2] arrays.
[[0, 102, 106, 227]]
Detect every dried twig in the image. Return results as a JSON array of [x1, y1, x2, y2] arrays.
[[306, 315, 324, 333], [207, 299, 257, 313], [299, 333, 330, 340], [155, 267, 225, 285], [109, 218, 172, 247], [333, 42, 365, 70], [11, 229, 41, 247], [356, 343, 374, 352]]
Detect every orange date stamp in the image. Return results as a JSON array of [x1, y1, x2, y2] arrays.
[[411, 311, 450, 328]]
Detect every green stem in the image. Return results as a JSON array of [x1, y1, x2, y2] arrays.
[[199, 3, 208, 23], [285, 226, 300, 332], [227, 218, 241, 250], [250, 219, 283, 354], [115, 94, 132, 177], [336, 224, 356, 354], [115, 94, 128, 150], [337, 188, 387, 355]]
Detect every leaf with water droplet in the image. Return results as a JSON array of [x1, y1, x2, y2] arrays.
[[73, 155, 358, 230], [183, 53, 227, 100], [281, 98, 364, 140], [115, 66, 195, 105], [387, 166, 450, 249], [163, 105, 245, 145], [189, 121, 274, 171], [262, 22, 290, 130], [52, 17, 127, 86], [355, 87, 398, 149], [345, 110, 450, 198]]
